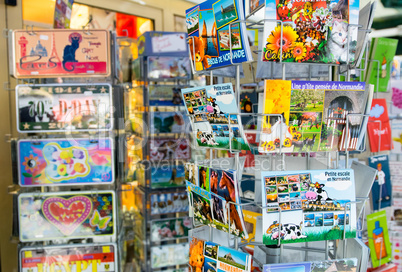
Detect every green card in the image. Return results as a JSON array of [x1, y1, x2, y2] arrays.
[[366, 38, 398, 92], [367, 210, 392, 267]]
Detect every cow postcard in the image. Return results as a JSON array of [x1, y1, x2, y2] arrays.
[[261, 169, 356, 245], [181, 83, 250, 151]]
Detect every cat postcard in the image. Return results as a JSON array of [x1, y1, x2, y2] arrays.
[[262, 0, 359, 64]]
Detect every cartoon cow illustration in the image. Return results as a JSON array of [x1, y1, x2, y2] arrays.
[[306, 182, 332, 202], [197, 131, 219, 146], [267, 221, 307, 241], [206, 97, 223, 117]]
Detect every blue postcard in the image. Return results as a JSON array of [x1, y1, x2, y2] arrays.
[[368, 155, 392, 210]]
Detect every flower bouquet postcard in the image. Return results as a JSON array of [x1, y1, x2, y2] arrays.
[[18, 138, 114, 187], [187, 165, 249, 238], [189, 237, 252, 272], [367, 210, 392, 268], [263, 258, 358, 272], [18, 191, 116, 242], [258, 80, 366, 153], [16, 84, 113, 133], [182, 83, 250, 151], [185, 0, 253, 71], [262, 0, 359, 64], [20, 243, 118, 272], [261, 169, 357, 245], [11, 29, 110, 78]]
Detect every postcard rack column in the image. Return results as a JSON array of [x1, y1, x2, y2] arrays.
[[183, 8, 373, 270], [7, 28, 124, 272], [124, 32, 193, 272]]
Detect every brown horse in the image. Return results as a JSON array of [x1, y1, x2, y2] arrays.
[[210, 170, 218, 194], [219, 171, 236, 203], [225, 197, 244, 234], [199, 167, 207, 190]]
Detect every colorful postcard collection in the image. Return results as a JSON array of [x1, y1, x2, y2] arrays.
[[149, 138, 191, 161], [11, 29, 110, 78], [148, 56, 191, 79], [367, 210, 392, 268], [262, 0, 359, 64], [151, 243, 189, 269], [263, 258, 358, 272], [186, 163, 248, 239], [185, 0, 252, 71], [368, 99, 393, 152], [368, 155, 392, 211], [259, 80, 366, 153], [189, 237, 252, 272], [20, 244, 117, 272], [18, 138, 114, 186], [18, 191, 116, 242], [151, 165, 186, 188], [151, 111, 190, 134], [150, 217, 192, 241], [182, 83, 250, 151], [150, 191, 189, 215], [261, 169, 356, 245], [16, 84, 113, 133]]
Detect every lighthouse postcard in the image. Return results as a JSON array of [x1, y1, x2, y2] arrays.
[[261, 169, 357, 245], [11, 29, 110, 78]]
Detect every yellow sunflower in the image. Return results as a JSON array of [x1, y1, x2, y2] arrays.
[[266, 25, 298, 54], [292, 42, 307, 61]]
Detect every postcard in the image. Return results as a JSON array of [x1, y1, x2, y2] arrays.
[[261, 169, 356, 245], [18, 138, 114, 186], [19, 191, 116, 242]]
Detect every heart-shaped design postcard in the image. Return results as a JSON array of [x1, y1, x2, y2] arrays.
[[42, 196, 93, 236]]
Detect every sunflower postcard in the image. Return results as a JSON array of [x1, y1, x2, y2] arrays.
[[262, 0, 359, 64]]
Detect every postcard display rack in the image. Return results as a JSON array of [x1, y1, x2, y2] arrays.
[[182, 1, 378, 271], [6, 28, 128, 272], [125, 32, 193, 272]]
